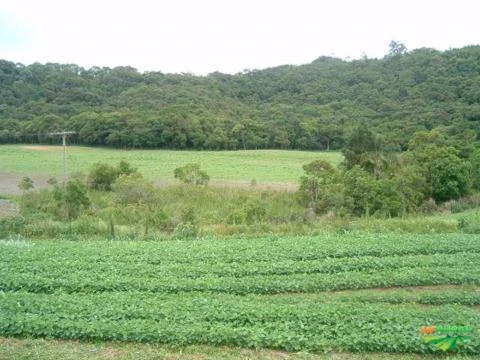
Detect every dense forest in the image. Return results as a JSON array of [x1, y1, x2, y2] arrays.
[[1, 44, 480, 150]]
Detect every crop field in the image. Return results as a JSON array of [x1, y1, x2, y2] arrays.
[[0, 145, 342, 189], [1, 233, 479, 355]]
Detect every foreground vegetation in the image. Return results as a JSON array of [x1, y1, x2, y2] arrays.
[[1, 234, 479, 354], [2, 338, 480, 360], [5, 338, 479, 360]]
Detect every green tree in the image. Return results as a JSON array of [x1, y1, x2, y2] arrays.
[[374, 179, 405, 217], [2, 46, 480, 152], [393, 164, 428, 212], [298, 160, 335, 205], [343, 166, 378, 216], [408, 130, 472, 202], [430, 148, 471, 202], [297, 159, 343, 214], [342, 127, 388, 178], [470, 149, 480, 191]]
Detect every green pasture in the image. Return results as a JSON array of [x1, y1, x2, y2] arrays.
[[0, 145, 342, 184]]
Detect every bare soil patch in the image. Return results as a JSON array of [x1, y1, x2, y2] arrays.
[[0, 172, 50, 195], [21, 145, 61, 151]]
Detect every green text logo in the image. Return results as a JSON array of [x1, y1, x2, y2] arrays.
[[420, 325, 472, 351]]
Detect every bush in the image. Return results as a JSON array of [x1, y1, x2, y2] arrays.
[[458, 213, 480, 233], [53, 180, 90, 220], [118, 160, 137, 176], [88, 163, 119, 191], [226, 209, 246, 225], [174, 163, 210, 185], [244, 200, 267, 224], [18, 176, 34, 192], [173, 221, 198, 239], [88, 161, 138, 191], [19, 189, 57, 217]]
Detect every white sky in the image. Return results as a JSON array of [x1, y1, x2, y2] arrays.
[[1, 0, 479, 75]]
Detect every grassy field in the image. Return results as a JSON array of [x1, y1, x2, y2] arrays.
[[1, 234, 479, 355], [0, 145, 342, 184]]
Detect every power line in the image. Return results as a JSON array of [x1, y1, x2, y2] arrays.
[[48, 131, 76, 183]]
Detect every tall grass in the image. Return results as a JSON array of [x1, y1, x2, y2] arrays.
[[8, 183, 479, 239]]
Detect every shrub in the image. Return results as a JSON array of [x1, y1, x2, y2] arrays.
[[226, 209, 246, 225], [244, 200, 267, 224], [88, 163, 119, 191], [18, 176, 34, 192], [19, 189, 56, 217], [173, 221, 198, 239], [174, 163, 210, 185], [47, 177, 58, 186], [88, 161, 138, 191], [458, 213, 480, 234], [226, 200, 267, 225], [53, 180, 90, 220], [118, 160, 137, 176]]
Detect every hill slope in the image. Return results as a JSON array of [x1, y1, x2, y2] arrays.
[[1, 46, 479, 150]]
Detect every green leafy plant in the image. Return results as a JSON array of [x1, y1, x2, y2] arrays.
[[1, 234, 479, 353]]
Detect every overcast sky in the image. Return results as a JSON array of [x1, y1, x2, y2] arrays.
[[1, 0, 479, 75]]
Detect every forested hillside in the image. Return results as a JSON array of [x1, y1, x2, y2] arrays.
[[1, 45, 480, 150]]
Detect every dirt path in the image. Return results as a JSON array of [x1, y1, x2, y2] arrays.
[[20, 145, 61, 151], [0, 172, 51, 196]]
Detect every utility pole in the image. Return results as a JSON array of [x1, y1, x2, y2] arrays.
[[48, 131, 76, 183]]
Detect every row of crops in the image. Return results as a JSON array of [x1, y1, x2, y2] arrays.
[[1, 233, 479, 353]]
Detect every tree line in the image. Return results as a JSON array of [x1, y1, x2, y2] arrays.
[[0, 44, 480, 150]]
